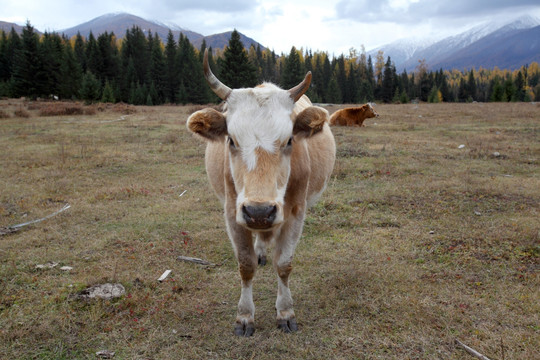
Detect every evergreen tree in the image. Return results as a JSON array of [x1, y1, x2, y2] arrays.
[[164, 30, 178, 103], [489, 78, 504, 102], [467, 69, 476, 101], [96, 32, 120, 84], [514, 71, 526, 101], [428, 86, 442, 103], [11, 22, 42, 98], [147, 32, 166, 104], [5, 29, 21, 80], [311, 54, 325, 101], [346, 62, 359, 103], [85, 32, 100, 76], [101, 80, 115, 103], [436, 69, 451, 101], [458, 77, 467, 102], [281, 46, 304, 89], [321, 55, 332, 102], [73, 32, 86, 72], [503, 78, 516, 101], [263, 49, 278, 83], [220, 30, 257, 89], [399, 90, 410, 104], [366, 55, 375, 101], [177, 34, 208, 104], [59, 39, 83, 99], [79, 71, 101, 103], [326, 77, 342, 104], [381, 56, 394, 103], [121, 26, 149, 87], [120, 58, 137, 102], [39, 32, 64, 96], [335, 55, 348, 103], [0, 31, 9, 82]]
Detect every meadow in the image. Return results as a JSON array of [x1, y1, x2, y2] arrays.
[[0, 99, 538, 359]]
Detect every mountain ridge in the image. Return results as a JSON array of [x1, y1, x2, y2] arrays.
[[2, 13, 539, 70], [371, 15, 540, 71]]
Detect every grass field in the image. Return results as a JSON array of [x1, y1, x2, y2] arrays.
[[0, 99, 538, 359]]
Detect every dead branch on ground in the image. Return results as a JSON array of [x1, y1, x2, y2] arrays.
[[456, 340, 493, 360], [0, 204, 71, 236], [177, 255, 216, 267]]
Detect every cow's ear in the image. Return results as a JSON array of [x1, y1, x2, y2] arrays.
[[293, 106, 329, 138], [187, 108, 227, 141]]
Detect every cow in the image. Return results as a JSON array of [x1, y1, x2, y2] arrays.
[[329, 103, 379, 126], [186, 49, 336, 336]]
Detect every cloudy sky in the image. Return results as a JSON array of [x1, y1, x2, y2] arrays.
[[2, 0, 540, 54]]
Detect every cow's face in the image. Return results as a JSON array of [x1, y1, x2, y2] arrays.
[[187, 50, 327, 231], [366, 104, 379, 118], [225, 87, 294, 230]]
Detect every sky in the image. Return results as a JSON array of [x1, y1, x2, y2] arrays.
[[2, 0, 540, 54]]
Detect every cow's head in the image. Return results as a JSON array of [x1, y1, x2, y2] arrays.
[[187, 50, 328, 231], [366, 103, 379, 118]]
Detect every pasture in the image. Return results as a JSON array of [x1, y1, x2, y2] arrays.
[[0, 99, 538, 359]]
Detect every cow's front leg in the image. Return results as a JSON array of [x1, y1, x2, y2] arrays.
[[275, 261, 298, 333], [228, 223, 257, 337], [273, 216, 304, 333], [234, 247, 257, 336]]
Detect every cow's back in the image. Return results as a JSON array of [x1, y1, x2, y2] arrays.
[[293, 96, 336, 207]]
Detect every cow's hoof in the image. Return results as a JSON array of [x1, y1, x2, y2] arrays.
[[234, 322, 255, 337], [277, 318, 298, 333], [258, 255, 267, 266]]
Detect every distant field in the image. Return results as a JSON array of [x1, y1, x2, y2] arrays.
[[0, 99, 538, 359]]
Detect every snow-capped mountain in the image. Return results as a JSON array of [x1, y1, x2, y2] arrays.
[[59, 12, 204, 43], [372, 15, 540, 71], [368, 37, 437, 68]]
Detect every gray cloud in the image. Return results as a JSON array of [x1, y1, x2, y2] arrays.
[[335, 0, 540, 23], [161, 0, 259, 13]]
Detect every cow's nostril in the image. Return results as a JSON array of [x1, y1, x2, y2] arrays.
[[242, 205, 277, 229]]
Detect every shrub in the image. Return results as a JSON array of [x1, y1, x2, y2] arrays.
[[0, 110, 10, 119], [14, 108, 30, 118], [39, 102, 84, 116]]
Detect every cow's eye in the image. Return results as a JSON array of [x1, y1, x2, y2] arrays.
[[286, 137, 293, 147], [228, 137, 236, 149]]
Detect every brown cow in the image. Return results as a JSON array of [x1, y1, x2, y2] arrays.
[[329, 103, 379, 126], [186, 50, 335, 336]]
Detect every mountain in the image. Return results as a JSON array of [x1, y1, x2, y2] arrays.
[[60, 12, 204, 43], [59, 13, 265, 51], [193, 31, 265, 52], [431, 25, 540, 71], [0, 21, 31, 34], [372, 15, 540, 71], [368, 37, 436, 69]]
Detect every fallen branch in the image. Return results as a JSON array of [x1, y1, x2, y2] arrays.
[[456, 340, 493, 360], [177, 255, 216, 267], [0, 204, 71, 236]]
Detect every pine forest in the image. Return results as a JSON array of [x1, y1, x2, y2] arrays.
[[1, 22, 540, 105]]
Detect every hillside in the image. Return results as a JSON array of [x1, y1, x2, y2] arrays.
[[372, 15, 540, 71], [193, 31, 264, 52], [60, 13, 204, 43], [0, 21, 31, 34]]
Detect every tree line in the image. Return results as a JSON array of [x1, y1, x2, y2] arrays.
[[1, 22, 539, 104]]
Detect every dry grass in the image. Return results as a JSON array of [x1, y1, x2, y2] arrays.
[[0, 99, 538, 359]]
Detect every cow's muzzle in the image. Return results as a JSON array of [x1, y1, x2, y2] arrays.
[[242, 204, 277, 230]]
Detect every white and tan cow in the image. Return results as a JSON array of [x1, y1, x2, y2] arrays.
[[186, 50, 335, 336]]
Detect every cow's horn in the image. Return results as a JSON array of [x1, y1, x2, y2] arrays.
[[203, 49, 232, 100], [288, 72, 312, 102]]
